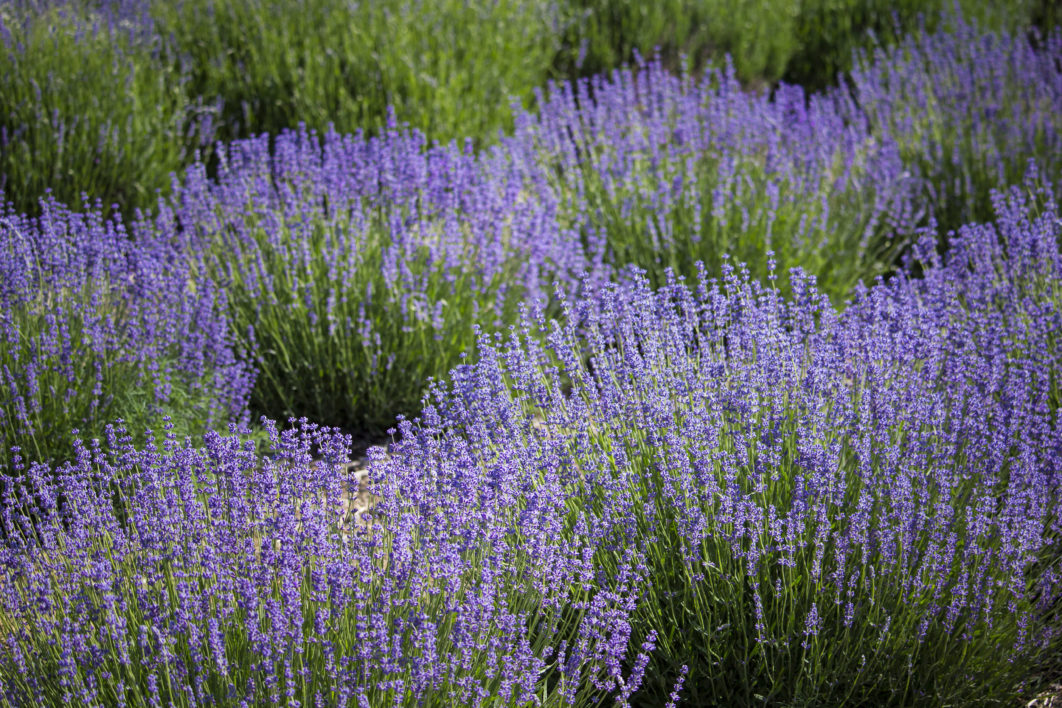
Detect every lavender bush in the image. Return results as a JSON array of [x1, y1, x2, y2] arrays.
[[386, 180, 1062, 703], [0, 417, 661, 705], [511, 56, 923, 302], [0, 197, 252, 468], [1, 184, 1058, 705], [847, 15, 1062, 233], [149, 122, 580, 433]]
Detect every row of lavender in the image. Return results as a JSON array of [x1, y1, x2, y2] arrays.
[[0, 17, 1059, 705], [1, 181, 1059, 704], [4, 18, 1060, 462]]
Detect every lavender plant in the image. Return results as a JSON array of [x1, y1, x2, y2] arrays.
[[151, 123, 579, 434], [893, 166, 1062, 412], [384, 183, 1062, 704], [511, 56, 923, 303], [0, 198, 252, 468], [0, 418, 657, 705], [847, 15, 1062, 233]]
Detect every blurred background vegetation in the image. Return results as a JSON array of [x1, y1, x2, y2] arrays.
[[0, 0, 1057, 219]]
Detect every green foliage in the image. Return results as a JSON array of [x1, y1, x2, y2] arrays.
[[151, 0, 561, 150], [553, 0, 801, 86], [0, 3, 213, 219], [785, 0, 1039, 92]]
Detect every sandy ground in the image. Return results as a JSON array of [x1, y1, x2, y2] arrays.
[[1029, 684, 1062, 707]]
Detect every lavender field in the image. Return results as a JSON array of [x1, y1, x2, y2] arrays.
[[0, 1, 1061, 706]]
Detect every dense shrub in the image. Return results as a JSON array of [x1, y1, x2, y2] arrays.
[[143, 50, 929, 436], [552, 0, 801, 87], [150, 0, 561, 149], [0, 198, 252, 468], [512, 57, 921, 301], [0, 418, 662, 706], [847, 16, 1062, 233]]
